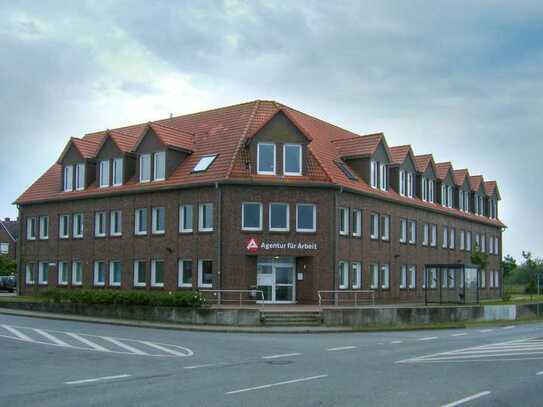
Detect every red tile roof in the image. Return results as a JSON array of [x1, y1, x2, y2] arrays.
[[389, 145, 412, 165], [435, 162, 453, 180], [469, 175, 484, 192], [484, 181, 498, 197], [16, 100, 503, 227], [453, 169, 469, 187], [413, 154, 435, 174]]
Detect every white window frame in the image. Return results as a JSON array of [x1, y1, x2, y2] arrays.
[[399, 170, 405, 196], [26, 217, 36, 240], [466, 231, 472, 251], [72, 261, 82, 286], [133, 260, 147, 287], [407, 172, 414, 198], [422, 177, 428, 202], [400, 219, 407, 243], [110, 210, 122, 236], [352, 209, 362, 237], [198, 259, 213, 288], [422, 223, 429, 246], [351, 262, 362, 289], [139, 153, 151, 183], [75, 163, 85, 191], [430, 224, 437, 247], [25, 264, 35, 285], [64, 165, 74, 192], [379, 163, 387, 191], [134, 208, 148, 235], [460, 230, 465, 250], [269, 203, 289, 232], [73, 213, 84, 238], [442, 226, 449, 248], [59, 214, 70, 239], [381, 264, 390, 289], [449, 228, 455, 249], [370, 213, 379, 240], [99, 159, 110, 188], [480, 271, 486, 288], [400, 265, 407, 289], [296, 203, 316, 233], [152, 207, 166, 235], [178, 259, 193, 288], [408, 220, 416, 244], [381, 215, 390, 241], [58, 261, 69, 286], [339, 208, 349, 236], [93, 261, 106, 286], [179, 204, 194, 233], [0, 243, 8, 255], [153, 151, 166, 181], [151, 259, 165, 288], [112, 157, 123, 186], [39, 216, 49, 240], [94, 211, 106, 237], [109, 260, 121, 287], [283, 143, 302, 176], [198, 203, 214, 232], [241, 202, 263, 231], [408, 265, 416, 289], [257, 143, 276, 175], [370, 160, 378, 188], [370, 264, 379, 289], [428, 180, 435, 203], [338, 261, 348, 289], [38, 262, 49, 285]]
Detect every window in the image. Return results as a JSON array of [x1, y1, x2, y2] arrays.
[[448, 269, 456, 288], [26, 217, 36, 240], [400, 265, 407, 289], [93, 261, 106, 286], [400, 219, 407, 243], [179, 205, 193, 233], [442, 269, 448, 288], [489, 236, 494, 255], [399, 170, 405, 196], [59, 215, 70, 239], [494, 271, 500, 288], [447, 186, 453, 208], [422, 177, 428, 202], [352, 262, 361, 289], [408, 220, 416, 244], [296, 204, 316, 232], [489, 199, 497, 219], [422, 223, 429, 246], [152, 207, 165, 234], [428, 180, 435, 203], [76, 163, 85, 191], [283, 144, 302, 176], [381, 215, 390, 241], [0, 243, 7, 254], [352, 209, 362, 237], [481, 235, 486, 253], [442, 226, 449, 248], [370, 264, 379, 289], [199, 203, 214, 231], [466, 231, 472, 251], [110, 210, 122, 236], [257, 143, 276, 175], [335, 160, 357, 180], [139, 153, 151, 183], [151, 259, 164, 287], [381, 264, 390, 289], [339, 208, 349, 236], [475, 233, 480, 250], [94, 211, 106, 237], [338, 261, 348, 289], [178, 259, 193, 288], [489, 270, 495, 288], [112, 158, 123, 186], [242, 203, 263, 231], [193, 154, 218, 173], [133, 260, 147, 287], [109, 261, 122, 287], [38, 262, 49, 285], [459, 190, 465, 211], [72, 261, 82, 286], [198, 259, 213, 288], [64, 165, 74, 191], [408, 265, 416, 289], [58, 261, 69, 285], [73, 213, 84, 238], [99, 160, 110, 188], [135, 208, 148, 235], [39, 216, 49, 240], [494, 237, 499, 255], [407, 172, 414, 198], [379, 163, 388, 191], [25, 263, 35, 285], [153, 151, 166, 181], [370, 160, 378, 188], [370, 213, 379, 240], [430, 224, 437, 247], [449, 228, 455, 249], [480, 271, 486, 288], [269, 203, 289, 232], [460, 230, 465, 250], [464, 191, 469, 212]]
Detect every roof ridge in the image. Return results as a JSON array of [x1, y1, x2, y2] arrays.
[[330, 132, 383, 143], [149, 121, 195, 137]]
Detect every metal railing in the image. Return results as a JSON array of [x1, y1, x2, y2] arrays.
[[199, 289, 265, 305], [317, 290, 375, 306]]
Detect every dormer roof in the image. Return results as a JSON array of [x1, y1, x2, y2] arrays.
[[469, 175, 484, 192], [331, 133, 392, 161], [414, 154, 437, 175], [57, 137, 101, 163], [435, 162, 453, 181], [389, 145, 415, 166], [132, 122, 194, 153], [484, 181, 501, 200], [453, 169, 470, 187]]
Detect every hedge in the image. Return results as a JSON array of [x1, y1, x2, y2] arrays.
[[41, 289, 207, 308]]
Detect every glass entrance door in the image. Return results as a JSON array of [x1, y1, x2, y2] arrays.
[[257, 257, 296, 303]]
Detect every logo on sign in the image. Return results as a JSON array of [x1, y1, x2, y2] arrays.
[[246, 238, 259, 253]]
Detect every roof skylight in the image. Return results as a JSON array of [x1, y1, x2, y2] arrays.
[[193, 154, 218, 173]]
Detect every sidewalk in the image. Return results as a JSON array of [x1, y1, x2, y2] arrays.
[[0, 307, 353, 334]]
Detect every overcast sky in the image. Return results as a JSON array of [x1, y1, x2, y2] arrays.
[[1, 1, 541, 260]]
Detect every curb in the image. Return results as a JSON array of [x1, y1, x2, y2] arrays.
[[0, 307, 354, 334]]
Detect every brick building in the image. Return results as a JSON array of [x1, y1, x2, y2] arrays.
[[0, 217, 18, 263], [15, 100, 504, 304]]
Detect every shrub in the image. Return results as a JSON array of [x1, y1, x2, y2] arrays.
[[41, 289, 206, 308]]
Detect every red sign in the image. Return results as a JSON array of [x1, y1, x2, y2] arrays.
[[246, 238, 259, 253]]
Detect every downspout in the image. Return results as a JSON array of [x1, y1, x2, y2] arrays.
[[16, 205, 23, 296], [215, 182, 222, 304], [332, 187, 342, 304]]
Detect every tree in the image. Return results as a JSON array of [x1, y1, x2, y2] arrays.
[[471, 243, 489, 271], [0, 255, 16, 276], [502, 255, 517, 278]]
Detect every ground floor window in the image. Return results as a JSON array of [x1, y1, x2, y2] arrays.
[[72, 261, 82, 286], [151, 259, 165, 287], [351, 262, 361, 289], [109, 261, 122, 287], [25, 263, 36, 285], [58, 261, 69, 286], [178, 259, 193, 288], [133, 260, 147, 287], [408, 265, 416, 289], [198, 260, 213, 288], [94, 261, 106, 286], [38, 262, 49, 285], [370, 264, 379, 289], [400, 265, 408, 289], [338, 261, 348, 289], [381, 264, 390, 289]]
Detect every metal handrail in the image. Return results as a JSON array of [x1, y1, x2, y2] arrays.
[[199, 289, 265, 305], [317, 290, 375, 306]]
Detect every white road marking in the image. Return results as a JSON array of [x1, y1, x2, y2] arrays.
[[184, 363, 222, 370], [262, 353, 301, 359], [138, 341, 192, 357], [33, 329, 71, 347], [418, 337, 438, 341], [502, 326, 515, 330], [327, 346, 357, 351], [65, 374, 131, 385], [479, 329, 494, 333], [2, 325, 32, 341], [390, 341, 403, 344], [441, 390, 491, 407], [536, 371, 543, 376], [226, 375, 328, 395], [451, 333, 467, 337], [100, 337, 149, 355], [65, 332, 110, 352]]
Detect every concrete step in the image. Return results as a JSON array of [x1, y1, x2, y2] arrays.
[[260, 311, 323, 326]]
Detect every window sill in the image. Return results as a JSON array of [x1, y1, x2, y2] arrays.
[[179, 230, 193, 234], [198, 285, 212, 289], [151, 232, 166, 235], [269, 229, 290, 233], [178, 284, 192, 288], [198, 229, 214, 233], [296, 230, 317, 234]]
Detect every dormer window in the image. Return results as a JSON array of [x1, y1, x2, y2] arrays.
[[64, 165, 74, 192], [75, 163, 85, 191], [139, 154, 151, 183], [441, 185, 453, 208], [283, 144, 302, 176], [370, 160, 378, 188], [489, 199, 497, 219], [399, 170, 405, 196], [407, 173, 414, 198], [379, 163, 388, 191], [474, 194, 484, 215], [153, 151, 166, 181], [112, 158, 123, 186], [257, 143, 276, 175], [99, 160, 110, 188], [429, 180, 435, 203]]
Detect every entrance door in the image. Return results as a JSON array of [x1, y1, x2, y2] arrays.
[[257, 257, 295, 304]]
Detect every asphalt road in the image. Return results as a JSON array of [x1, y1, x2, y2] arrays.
[[1, 314, 542, 407]]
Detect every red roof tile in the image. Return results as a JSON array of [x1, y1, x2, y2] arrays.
[[453, 169, 470, 186], [469, 175, 484, 192], [389, 145, 413, 165], [331, 133, 385, 159], [484, 181, 498, 197], [435, 162, 453, 180], [414, 154, 436, 174]]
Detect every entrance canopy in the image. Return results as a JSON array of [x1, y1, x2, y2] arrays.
[[424, 264, 480, 305]]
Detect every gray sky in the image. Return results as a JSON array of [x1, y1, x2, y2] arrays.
[[1, 0, 541, 260]]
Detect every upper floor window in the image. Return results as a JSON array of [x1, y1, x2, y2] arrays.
[[199, 203, 214, 232], [75, 163, 85, 191], [422, 223, 429, 246], [193, 154, 218, 173], [153, 151, 166, 181], [283, 144, 302, 176], [430, 224, 437, 247], [152, 207, 165, 234], [408, 220, 416, 244], [257, 143, 276, 175], [112, 158, 123, 186], [242, 202, 263, 231], [39, 216, 49, 240], [379, 163, 388, 191], [139, 154, 151, 183], [447, 186, 453, 208], [370, 160, 378, 188], [370, 213, 379, 240], [339, 208, 349, 235], [135, 208, 148, 235], [381, 215, 390, 241], [94, 211, 106, 237], [59, 214, 70, 239], [73, 213, 84, 238], [64, 165, 74, 192], [400, 219, 407, 243], [442, 226, 449, 248], [459, 190, 465, 211], [179, 205, 193, 233], [466, 231, 472, 251], [110, 210, 122, 236], [407, 172, 414, 198], [269, 203, 289, 232], [99, 160, 110, 188], [399, 170, 406, 196], [352, 209, 362, 237], [422, 178, 434, 202], [296, 204, 316, 232], [26, 217, 36, 240], [474, 194, 484, 216]]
